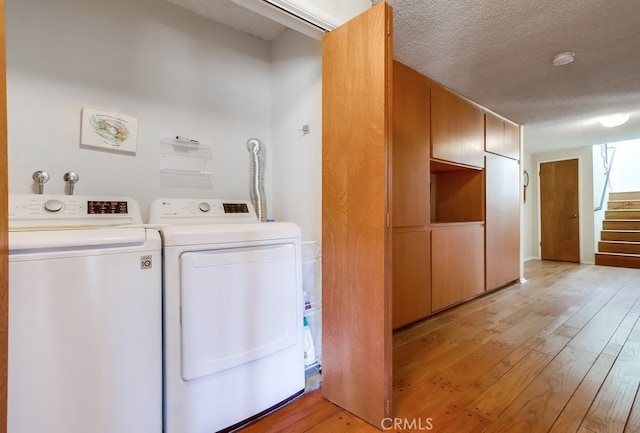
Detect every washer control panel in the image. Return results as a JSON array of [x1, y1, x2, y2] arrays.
[[148, 198, 257, 224], [9, 194, 142, 229]]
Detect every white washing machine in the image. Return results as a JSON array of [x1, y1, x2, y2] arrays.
[[148, 198, 304, 433], [8, 194, 162, 433]]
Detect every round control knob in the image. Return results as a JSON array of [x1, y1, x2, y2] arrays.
[[197, 202, 211, 213], [43, 199, 65, 213]]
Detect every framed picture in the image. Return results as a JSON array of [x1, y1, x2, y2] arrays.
[[81, 106, 138, 155]]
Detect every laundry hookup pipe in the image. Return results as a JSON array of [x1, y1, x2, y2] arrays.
[[247, 138, 267, 222]]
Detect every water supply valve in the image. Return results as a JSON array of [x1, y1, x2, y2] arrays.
[[32, 170, 50, 194], [63, 172, 79, 195]]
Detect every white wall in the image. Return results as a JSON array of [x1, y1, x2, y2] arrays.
[[592, 144, 608, 247], [530, 146, 596, 264], [270, 31, 322, 242], [6, 0, 276, 220], [609, 139, 640, 192]]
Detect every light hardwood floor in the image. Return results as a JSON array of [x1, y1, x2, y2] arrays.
[[240, 260, 640, 432]]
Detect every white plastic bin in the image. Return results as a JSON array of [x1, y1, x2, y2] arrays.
[[302, 241, 322, 367]]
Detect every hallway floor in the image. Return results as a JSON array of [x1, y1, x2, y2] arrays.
[[240, 260, 640, 432]]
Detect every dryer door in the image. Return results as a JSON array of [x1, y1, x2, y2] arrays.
[[180, 242, 299, 381]]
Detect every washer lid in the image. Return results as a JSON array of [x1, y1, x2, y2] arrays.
[[160, 222, 301, 246], [9, 227, 150, 252]]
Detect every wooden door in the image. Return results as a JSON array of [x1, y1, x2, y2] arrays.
[[0, 0, 8, 429], [485, 153, 520, 290], [540, 159, 580, 262], [322, 1, 392, 426]]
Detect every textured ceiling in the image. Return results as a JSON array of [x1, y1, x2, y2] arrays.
[[378, 0, 640, 154], [168, 0, 640, 154]]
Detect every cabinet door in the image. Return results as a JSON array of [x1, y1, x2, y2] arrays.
[[485, 154, 520, 290], [322, 1, 392, 425], [392, 62, 430, 227], [485, 112, 520, 160], [431, 86, 484, 168], [431, 86, 460, 164], [393, 229, 430, 328], [503, 121, 521, 160], [431, 224, 484, 311], [459, 99, 485, 167]]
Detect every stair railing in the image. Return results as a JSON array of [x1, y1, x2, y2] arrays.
[[595, 144, 617, 212]]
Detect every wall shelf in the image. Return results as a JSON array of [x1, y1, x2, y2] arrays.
[[159, 137, 213, 188]]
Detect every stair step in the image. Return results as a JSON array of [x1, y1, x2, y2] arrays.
[[601, 230, 640, 242], [598, 241, 640, 254], [610, 191, 640, 201], [603, 220, 640, 231], [595, 252, 640, 269], [608, 200, 640, 210], [605, 210, 640, 220]]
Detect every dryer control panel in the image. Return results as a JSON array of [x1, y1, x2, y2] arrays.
[[8, 194, 143, 229], [148, 198, 258, 224]]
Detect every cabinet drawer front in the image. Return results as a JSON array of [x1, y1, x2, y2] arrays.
[[431, 223, 484, 311]]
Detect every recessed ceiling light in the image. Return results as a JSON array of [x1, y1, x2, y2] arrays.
[[600, 113, 630, 127], [552, 51, 575, 66]]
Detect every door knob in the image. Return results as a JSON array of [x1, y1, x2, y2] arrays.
[[63, 172, 79, 195], [571, 214, 578, 218], [32, 170, 50, 194]]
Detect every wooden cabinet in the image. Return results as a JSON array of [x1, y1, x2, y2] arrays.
[[322, 4, 521, 425], [485, 153, 521, 290], [431, 223, 485, 311], [485, 112, 520, 160], [431, 86, 484, 168], [392, 62, 431, 329]]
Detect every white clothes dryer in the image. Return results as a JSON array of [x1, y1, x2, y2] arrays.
[[8, 194, 162, 433], [148, 198, 304, 433]]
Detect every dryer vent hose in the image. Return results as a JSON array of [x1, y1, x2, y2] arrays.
[[247, 138, 267, 222]]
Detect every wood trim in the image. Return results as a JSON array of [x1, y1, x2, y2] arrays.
[[321, 1, 392, 425], [0, 0, 8, 430]]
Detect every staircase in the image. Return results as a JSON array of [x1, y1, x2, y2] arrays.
[[595, 191, 640, 269]]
